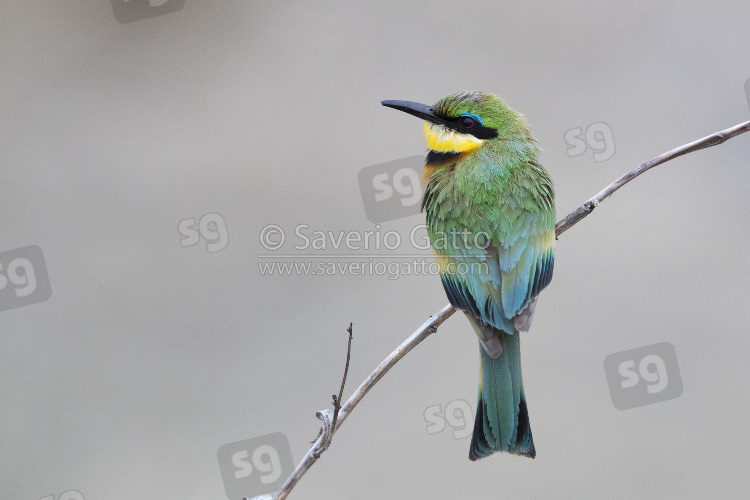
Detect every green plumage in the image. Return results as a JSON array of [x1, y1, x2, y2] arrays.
[[383, 91, 556, 460]]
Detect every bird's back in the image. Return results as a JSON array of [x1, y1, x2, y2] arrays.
[[423, 140, 556, 335]]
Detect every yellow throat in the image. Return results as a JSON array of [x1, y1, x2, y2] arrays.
[[423, 122, 484, 153]]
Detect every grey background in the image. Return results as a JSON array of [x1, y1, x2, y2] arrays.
[[1, 1, 749, 499]]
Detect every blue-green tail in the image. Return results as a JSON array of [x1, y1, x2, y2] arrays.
[[469, 328, 535, 460]]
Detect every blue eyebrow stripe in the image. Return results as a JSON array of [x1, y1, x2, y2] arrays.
[[461, 113, 484, 125]]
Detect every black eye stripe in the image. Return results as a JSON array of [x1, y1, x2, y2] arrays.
[[439, 115, 499, 139]]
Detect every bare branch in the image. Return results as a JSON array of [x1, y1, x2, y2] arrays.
[[250, 119, 750, 500], [331, 306, 454, 432], [249, 306, 455, 500], [555, 119, 750, 237]]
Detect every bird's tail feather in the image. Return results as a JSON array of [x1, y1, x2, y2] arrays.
[[469, 326, 535, 460]]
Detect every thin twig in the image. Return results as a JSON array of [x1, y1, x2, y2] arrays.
[[251, 119, 750, 500], [331, 307, 454, 433], [249, 305, 455, 500], [330, 323, 353, 435]]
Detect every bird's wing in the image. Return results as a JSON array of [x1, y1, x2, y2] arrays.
[[433, 157, 555, 336], [498, 229, 555, 320], [437, 227, 554, 335]]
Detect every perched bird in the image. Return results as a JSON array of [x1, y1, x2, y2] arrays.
[[382, 91, 555, 460]]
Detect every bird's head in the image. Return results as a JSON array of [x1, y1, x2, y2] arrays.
[[382, 90, 530, 154]]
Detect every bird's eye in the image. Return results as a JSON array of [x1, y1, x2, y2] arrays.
[[459, 116, 475, 129]]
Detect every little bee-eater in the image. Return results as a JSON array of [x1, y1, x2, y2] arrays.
[[383, 91, 555, 460]]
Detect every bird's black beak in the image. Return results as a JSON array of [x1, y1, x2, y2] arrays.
[[381, 100, 449, 127]]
